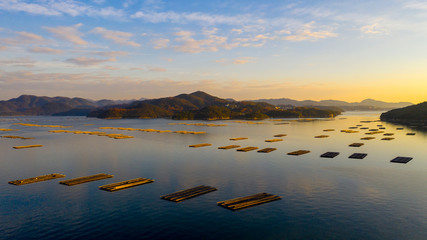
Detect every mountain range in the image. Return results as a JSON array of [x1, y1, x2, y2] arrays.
[[0, 92, 413, 117], [251, 98, 413, 110]]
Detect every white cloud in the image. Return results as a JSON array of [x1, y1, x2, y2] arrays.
[[104, 65, 120, 70], [44, 23, 87, 45], [152, 38, 170, 49], [91, 27, 140, 47], [0, 57, 35, 67], [28, 47, 64, 54], [0, 31, 46, 45], [66, 56, 116, 66]]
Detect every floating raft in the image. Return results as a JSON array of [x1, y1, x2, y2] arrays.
[[349, 153, 367, 159], [287, 150, 310, 156], [396, 128, 404, 130], [257, 148, 277, 153], [349, 143, 364, 147], [390, 157, 413, 164], [218, 193, 281, 211], [189, 143, 212, 148], [323, 129, 335, 131], [406, 133, 416, 136], [379, 127, 386, 129], [320, 152, 340, 158], [341, 130, 359, 133], [0, 128, 18, 131], [274, 134, 287, 137], [13, 145, 43, 149], [218, 145, 240, 150], [360, 127, 369, 130], [230, 137, 248, 141], [348, 127, 358, 129], [361, 137, 375, 140], [237, 147, 258, 152], [274, 123, 289, 125], [161, 185, 217, 202], [265, 139, 283, 142], [59, 173, 113, 186], [1, 135, 33, 139], [381, 137, 395, 141], [99, 178, 154, 192], [8, 173, 65, 185], [369, 129, 379, 131], [383, 133, 394, 136], [365, 131, 384, 135], [315, 135, 329, 138]]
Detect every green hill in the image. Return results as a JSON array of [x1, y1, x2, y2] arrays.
[[380, 102, 427, 124]]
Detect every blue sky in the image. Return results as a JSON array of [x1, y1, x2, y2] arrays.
[[0, 0, 426, 102]]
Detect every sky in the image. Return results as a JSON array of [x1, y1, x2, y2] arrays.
[[0, 0, 426, 103]]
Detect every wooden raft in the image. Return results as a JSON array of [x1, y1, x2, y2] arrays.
[[189, 143, 212, 148], [406, 133, 416, 136], [237, 147, 258, 152], [8, 173, 65, 185], [161, 185, 217, 202], [257, 148, 277, 153], [1, 135, 33, 139], [274, 134, 287, 137], [218, 145, 240, 150], [390, 157, 413, 164], [320, 152, 340, 158], [230, 137, 248, 141], [349, 143, 364, 147], [218, 193, 281, 211], [59, 173, 113, 186], [383, 133, 394, 136], [287, 150, 310, 156], [349, 153, 367, 159], [99, 178, 154, 192], [381, 137, 395, 141], [315, 135, 329, 138], [13, 145, 43, 149], [361, 137, 375, 140], [265, 139, 283, 142]]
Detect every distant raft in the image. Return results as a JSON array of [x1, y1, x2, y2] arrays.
[[236, 147, 258, 152], [320, 152, 340, 158], [0, 128, 18, 131], [323, 129, 335, 132], [218, 193, 281, 211], [360, 137, 375, 140], [406, 133, 416, 136], [396, 128, 404, 130], [230, 137, 248, 141], [257, 148, 277, 153], [99, 178, 154, 192], [381, 137, 395, 141], [13, 145, 43, 149], [8, 173, 65, 185], [314, 135, 329, 138], [161, 185, 217, 202], [189, 143, 212, 148], [14, 123, 71, 128], [218, 145, 240, 150], [349, 153, 367, 159], [365, 131, 384, 135], [360, 127, 369, 129], [1, 135, 33, 139], [390, 157, 413, 164], [274, 134, 287, 137], [383, 133, 394, 136], [265, 139, 283, 142], [341, 130, 359, 133], [59, 173, 113, 186], [349, 143, 364, 147], [287, 150, 310, 156]]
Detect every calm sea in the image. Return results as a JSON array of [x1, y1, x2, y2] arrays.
[[0, 112, 426, 240]]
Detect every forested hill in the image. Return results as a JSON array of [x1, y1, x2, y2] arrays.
[[88, 91, 341, 120], [380, 102, 427, 124]]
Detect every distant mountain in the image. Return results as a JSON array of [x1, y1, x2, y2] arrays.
[[0, 95, 138, 116], [251, 98, 413, 110], [89, 91, 341, 120], [380, 102, 427, 125]]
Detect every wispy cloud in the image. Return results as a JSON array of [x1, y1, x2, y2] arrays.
[[44, 23, 87, 45], [92, 51, 129, 57], [172, 30, 229, 53], [0, 57, 35, 67], [66, 56, 116, 66], [131, 10, 252, 25], [91, 27, 140, 47], [1, 31, 46, 45], [152, 38, 170, 49], [0, 0, 124, 18], [28, 47, 64, 54], [148, 67, 167, 72], [360, 23, 388, 35], [282, 21, 337, 41], [233, 57, 254, 65]]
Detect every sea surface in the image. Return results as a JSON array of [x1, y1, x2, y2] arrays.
[[0, 112, 426, 240]]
